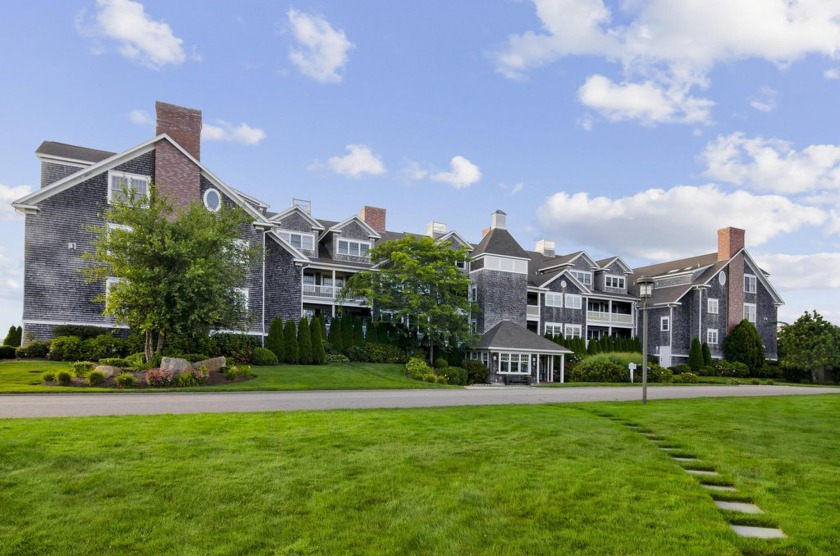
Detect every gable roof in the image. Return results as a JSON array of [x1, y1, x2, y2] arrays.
[[476, 321, 572, 354], [319, 215, 382, 240], [471, 227, 529, 259], [266, 230, 311, 263], [36, 141, 116, 165], [270, 205, 325, 230], [538, 251, 598, 274], [597, 256, 632, 274], [437, 230, 472, 249]]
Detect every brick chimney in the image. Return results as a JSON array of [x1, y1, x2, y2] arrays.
[[154, 101, 202, 210], [718, 227, 745, 261], [360, 206, 386, 234]]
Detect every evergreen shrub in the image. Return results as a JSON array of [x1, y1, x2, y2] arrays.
[[252, 347, 279, 366]]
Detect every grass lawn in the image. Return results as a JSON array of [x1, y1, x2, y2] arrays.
[[2, 396, 838, 554], [0, 360, 450, 393]]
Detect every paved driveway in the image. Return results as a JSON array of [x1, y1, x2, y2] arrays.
[[1, 384, 837, 418]]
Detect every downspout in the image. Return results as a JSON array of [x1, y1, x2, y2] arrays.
[[261, 230, 267, 347]]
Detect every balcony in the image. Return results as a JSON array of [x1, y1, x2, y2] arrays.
[[526, 305, 539, 320], [302, 284, 365, 305], [587, 311, 633, 325]]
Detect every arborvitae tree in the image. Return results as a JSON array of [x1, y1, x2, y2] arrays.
[[367, 322, 380, 344], [723, 319, 765, 376], [15, 326, 22, 347], [702, 341, 713, 366], [297, 317, 312, 364], [328, 317, 343, 352], [266, 317, 284, 361], [320, 316, 327, 341], [587, 339, 597, 355], [282, 319, 299, 364], [310, 317, 326, 365], [354, 318, 364, 346], [3, 326, 16, 346], [342, 313, 354, 349], [688, 336, 703, 372]]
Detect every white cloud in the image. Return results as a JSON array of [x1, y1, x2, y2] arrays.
[[0, 184, 31, 221], [201, 121, 266, 146], [511, 182, 525, 196], [128, 109, 152, 126], [84, 0, 186, 69], [536, 184, 826, 260], [702, 133, 840, 194], [748, 86, 777, 112], [824, 68, 840, 79], [755, 252, 840, 290], [327, 145, 385, 177], [287, 9, 354, 83], [431, 156, 482, 189], [0, 246, 23, 304], [401, 160, 429, 181], [577, 114, 595, 131]]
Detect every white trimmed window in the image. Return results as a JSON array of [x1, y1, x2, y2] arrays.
[[338, 239, 370, 257], [203, 188, 222, 212], [545, 322, 563, 337], [661, 317, 670, 332], [565, 294, 582, 310], [237, 288, 249, 311], [744, 303, 756, 323], [605, 275, 625, 289], [707, 328, 719, 345], [499, 352, 529, 374], [564, 324, 582, 339], [105, 277, 120, 302], [707, 298, 719, 314], [570, 270, 592, 286], [484, 255, 528, 274], [744, 274, 757, 294], [108, 171, 150, 205], [545, 292, 563, 307], [469, 285, 477, 302], [277, 231, 315, 251]]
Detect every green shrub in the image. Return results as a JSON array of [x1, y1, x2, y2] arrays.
[[405, 357, 434, 381], [297, 317, 313, 364], [782, 366, 811, 383], [710, 360, 749, 378], [439, 366, 467, 385], [145, 368, 175, 387], [671, 363, 691, 374], [125, 352, 145, 368], [702, 342, 713, 366], [235, 365, 252, 378], [42, 371, 56, 383], [16, 340, 51, 358], [80, 335, 128, 361], [56, 370, 74, 386], [570, 353, 641, 382], [365, 343, 408, 364], [87, 370, 106, 386], [766, 379, 775, 385], [71, 361, 96, 378], [52, 325, 107, 340], [99, 358, 130, 368], [756, 360, 781, 379], [727, 378, 741, 385], [0, 345, 15, 359], [346, 345, 369, 362], [675, 372, 698, 383], [723, 319, 765, 376], [310, 317, 327, 365], [115, 373, 136, 388], [326, 354, 350, 363], [3, 326, 21, 347], [434, 357, 448, 369], [660, 368, 674, 383], [282, 320, 298, 364], [266, 317, 284, 361], [224, 367, 237, 381], [435, 375, 448, 384], [204, 333, 259, 364], [462, 360, 488, 384], [750, 378, 761, 385], [48, 336, 82, 361], [688, 337, 703, 372], [252, 347, 278, 366]]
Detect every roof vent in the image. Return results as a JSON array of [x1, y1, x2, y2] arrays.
[[292, 198, 311, 214], [426, 221, 447, 238], [491, 210, 506, 230], [536, 240, 555, 258]]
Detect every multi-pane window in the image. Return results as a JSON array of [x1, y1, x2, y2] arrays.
[[565, 294, 582, 310], [661, 317, 670, 332], [499, 353, 529, 374], [338, 239, 370, 257], [484, 256, 528, 274], [108, 171, 150, 205], [545, 323, 563, 337], [570, 270, 592, 286], [744, 274, 757, 294], [707, 328, 719, 345], [545, 292, 563, 307], [564, 324, 582, 339], [744, 303, 756, 323], [277, 231, 315, 251], [707, 298, 719, 314], [605, 275, 625, 289]]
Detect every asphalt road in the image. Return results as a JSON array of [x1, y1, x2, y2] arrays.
[[1, 384, 837, 418]]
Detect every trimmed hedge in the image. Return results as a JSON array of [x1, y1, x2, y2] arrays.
[[252, 347, 278, 366], [48, 336, 83, 361], [438, 366, 467, 386], [570, 352, 665, 383], [0, 345, 16, 359], [16, 340, 50, 358], [462, 360, 488, 384]]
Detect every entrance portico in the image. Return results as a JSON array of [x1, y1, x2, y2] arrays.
[[470, 321, 573, 384]]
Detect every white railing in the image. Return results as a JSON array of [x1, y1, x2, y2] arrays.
[[302, 283, 365, 304], [587, 311, 633, 324], [526, 305, 540, 319]]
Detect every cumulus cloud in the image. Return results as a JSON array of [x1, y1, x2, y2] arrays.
[[80, 0, 186, 69], [0, 184, 32, 221], [702, 133, 840, 194], [431, 156, 482, 189], [824, 68, 840, 79], [128, 109, 153, 125], [536, 184, 826, 260], [401, 160, 429, 181], [287, 8, 354, 83], [327, 145, 385, 177], [748, 86, 777, 112], [201, 121, 266, 146], [756, 252, 840, 290], [496, 0, 840, 124]]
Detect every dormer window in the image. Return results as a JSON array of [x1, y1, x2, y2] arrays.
[[605, 275, 625, 289], [570, 270, 592, 286], [338, 239, 370, 257], [108, 171, 150, 206], [277, 230, 315, 251]]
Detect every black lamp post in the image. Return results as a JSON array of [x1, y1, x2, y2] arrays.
[[637, 275, 655, 404]]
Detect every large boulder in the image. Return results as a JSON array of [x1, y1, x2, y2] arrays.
[[193, 356, 226, 373], [160, 357, 191, 373], [93, 365, 120, 378]]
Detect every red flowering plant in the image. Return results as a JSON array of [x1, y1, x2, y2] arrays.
[[185, 365, 209, 384], [145, 368, 175, 387]]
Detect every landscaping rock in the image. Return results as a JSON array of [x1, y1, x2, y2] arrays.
[[193, 356, 226, 372], [161, 357, 191, 373], [93, 365, 120, 378]]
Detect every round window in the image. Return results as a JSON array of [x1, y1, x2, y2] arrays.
[[718, 271, 727, 286], [203, 188, 221, 212]]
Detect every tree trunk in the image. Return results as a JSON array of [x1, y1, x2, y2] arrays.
[[155, 330, 165, 356], [144, 330, 153, 363]]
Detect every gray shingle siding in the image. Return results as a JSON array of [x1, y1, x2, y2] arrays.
[[264, 239, 302, 326], [539, 279, 586, 334], [472, 270, 527, 333], [755, 281, 779, 359], [40, 161, 83, 188], [704, 274, 728, 358]]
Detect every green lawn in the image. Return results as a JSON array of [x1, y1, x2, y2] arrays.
[[2, 395, 838, 554], [0, 360, 450, 393]]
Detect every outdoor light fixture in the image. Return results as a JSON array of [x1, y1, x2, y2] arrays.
[[636, 275, 655, 405]]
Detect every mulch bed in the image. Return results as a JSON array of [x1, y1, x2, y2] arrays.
[[45, 369, 255, 389]]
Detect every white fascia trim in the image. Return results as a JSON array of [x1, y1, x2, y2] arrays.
[[14, 204, 40, 215], [603, 257, 632, 274], [437, 230, 471, 249], [472, 252, 530, 262], [539, 269, 591, 294], [232, 187, 269, 210], [266, 230, 310, 263], [36, 154, 92, 168], [212, 329, 266, 337], [24, 319, 129, 329], [306, 261, 375, 272], [742, 252, 784, 305], [269, 205, 325, 230], [322, 215, 382, 241], [482, 346, 573, 355]]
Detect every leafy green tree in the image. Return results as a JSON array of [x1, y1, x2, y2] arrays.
[[688, 337, 703, 372], [266, 317, 284, 361], [701, 342, 713, 367], [723, 319, 765, 376], [298, 317, 312, 364], [779, 310, 840, 382], [310, 317, 327, 365], [82, 182, 259, 361], [341, 235, 476, 362], [282, 319, 299, 364]]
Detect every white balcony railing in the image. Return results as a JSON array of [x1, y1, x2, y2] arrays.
[[526, 305, 540, 319], [587, 311, 633, 324], [302, 283, 365, 304]]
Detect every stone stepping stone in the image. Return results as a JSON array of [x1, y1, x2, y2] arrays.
[[701, 484, 736, 492], [730, 525, 786, 538], [686, 469, 719, 476], [715, 500, 763, 514], [673, 457, 698, 462]]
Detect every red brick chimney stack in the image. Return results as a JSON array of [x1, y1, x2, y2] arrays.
[[718, 227, 747, 332], [360, 206, 386, 234], [154, 101, 202, 210], [156, 101, 202, 161], [718, 226, 745, 262]]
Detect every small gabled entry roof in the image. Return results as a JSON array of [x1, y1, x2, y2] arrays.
[[476, 321, 572, 354]]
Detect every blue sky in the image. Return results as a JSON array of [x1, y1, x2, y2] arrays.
[[3, 0, 840, 336]]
